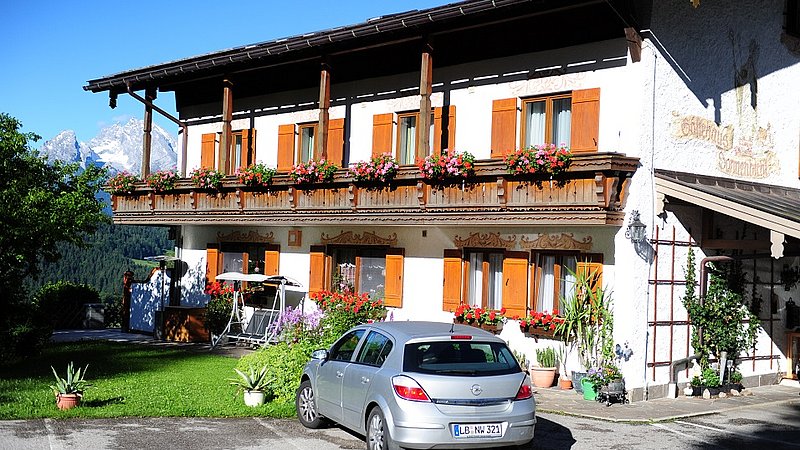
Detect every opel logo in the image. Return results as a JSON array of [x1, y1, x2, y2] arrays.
[[470, 384, 483, 396]]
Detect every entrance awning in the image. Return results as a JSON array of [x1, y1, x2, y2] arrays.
[[654, 170, 800, 257]]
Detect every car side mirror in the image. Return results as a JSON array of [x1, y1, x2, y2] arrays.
[[311, 349, 329, 361]]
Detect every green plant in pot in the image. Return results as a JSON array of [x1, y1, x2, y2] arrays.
[[49, 361, 90, 410], [228, 364, 273, 407], [530, 347, 558, 388]]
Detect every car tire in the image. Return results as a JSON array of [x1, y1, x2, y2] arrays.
[[366, 406, 401, 450], [296, 379, 325, 429]]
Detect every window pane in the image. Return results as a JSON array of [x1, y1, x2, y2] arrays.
[[331, 330, 365, 361], [300, 126, 315, 162], [358, 255, 386, 299], [398, 116, 417, 164], [525, 101, 546, 147], [233, 134, 243, 170], [536, 254, 556, 312], [357, 331, 392, 366], [332, 248, 357, 292], [468, 252, 484, 307], [559, 256, 577, 312], [403, 341, 521, 376], [487, 253, 504, 310], [551, 98, 571, 146], [222, 252, 245, 273]]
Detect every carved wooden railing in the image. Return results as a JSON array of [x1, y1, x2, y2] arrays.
[[110, 153, 639, 226]]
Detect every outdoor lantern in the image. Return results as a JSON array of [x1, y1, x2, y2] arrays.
[[625, 210, 647, 243]]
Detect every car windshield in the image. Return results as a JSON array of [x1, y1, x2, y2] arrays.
[[403, 340, 521, 376]]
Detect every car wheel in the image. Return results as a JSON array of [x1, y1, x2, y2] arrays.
[[296, 379, 325, 429], [366, 406, 400, 450]]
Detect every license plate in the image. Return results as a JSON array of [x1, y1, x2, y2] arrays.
[[452, 423, 502, 438]]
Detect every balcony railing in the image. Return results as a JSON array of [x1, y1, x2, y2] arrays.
[[110, 153, 639, 226]]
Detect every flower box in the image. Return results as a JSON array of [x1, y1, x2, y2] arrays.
[[522, 327, 557, 340]]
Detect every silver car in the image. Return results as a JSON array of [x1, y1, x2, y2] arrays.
[[296, 321, 535, 449]]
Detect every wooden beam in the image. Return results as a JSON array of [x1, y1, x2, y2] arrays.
[[219, 79, 234, 172], [317, 66, 331, 161], [141, 88, 157, 177], [625, 27, 642, 63], [417, 50, 433, 160]]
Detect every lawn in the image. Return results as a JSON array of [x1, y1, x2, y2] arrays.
[[0, 341, 295, 419]]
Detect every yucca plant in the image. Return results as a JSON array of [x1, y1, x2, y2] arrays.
[[228, 364, 272, 392], [49, 361, 90, 396]]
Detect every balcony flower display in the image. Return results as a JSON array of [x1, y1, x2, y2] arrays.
[[349, 153, 399, 184], [516, 310, 563, 333], [106, 171, 140, 195], [417, 149, 475, 182], [453, 304, 506, 327], [290, 159, 339, 185], [236, 163, 277, 188], [191, 167, 225, 190], [145, 169, 179, 193], [504, 144, 571, 177]]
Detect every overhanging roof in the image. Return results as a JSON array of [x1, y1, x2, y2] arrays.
[[83, 0, 639, 94], [655, 170, 800, 240]]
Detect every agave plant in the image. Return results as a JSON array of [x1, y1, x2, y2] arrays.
[[49, 361, 90, 396], [228, 365, 272, 392]]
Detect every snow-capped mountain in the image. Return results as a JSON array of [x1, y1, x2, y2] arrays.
[[39, 118, 178, 175]]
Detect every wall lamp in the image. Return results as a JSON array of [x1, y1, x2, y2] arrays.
[[625, 210, 647, 243]]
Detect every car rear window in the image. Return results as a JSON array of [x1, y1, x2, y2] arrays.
[[403, 340, 521, 376]]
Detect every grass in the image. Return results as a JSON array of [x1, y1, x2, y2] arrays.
[[0, 341, 295, 419]]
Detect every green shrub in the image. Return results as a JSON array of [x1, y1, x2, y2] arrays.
[[691, 367, 721, 387], [238, 340, 320, 403], [204, 297, 233, 336], [34, 281, 100, 329], [0, 301, 52, 363], [101, 293, 122, 329]]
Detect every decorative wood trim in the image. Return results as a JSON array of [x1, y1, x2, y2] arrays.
[[216, 230, 275, 243], [453, 232, 517, 250], [320, 230, 398, 246], [520, 233, 593, 251]]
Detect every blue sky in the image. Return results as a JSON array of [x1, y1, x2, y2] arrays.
[[1, 1, 444, 145]]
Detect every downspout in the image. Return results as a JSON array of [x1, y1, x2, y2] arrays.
[[125, 83, 189, 177]]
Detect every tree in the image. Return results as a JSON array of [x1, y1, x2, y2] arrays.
[[0, 113, 108, 359]]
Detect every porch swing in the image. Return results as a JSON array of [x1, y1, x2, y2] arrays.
[[210, 272, 305, 349]]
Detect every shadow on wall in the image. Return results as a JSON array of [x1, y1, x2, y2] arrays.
[[130, 269, 171, 333], [181, 262, 210, 307]]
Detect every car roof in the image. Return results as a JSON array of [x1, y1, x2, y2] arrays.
[[355, 321, 504, 343]]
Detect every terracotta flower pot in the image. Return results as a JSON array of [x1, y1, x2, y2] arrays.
[[56, 393, 81, 411], [530, 367, 557, 388], [558, 377, 573, 390]]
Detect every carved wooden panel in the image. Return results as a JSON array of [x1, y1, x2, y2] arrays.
[[320, 230, 398, 246], [152, 193, 193, 212], [217, 230, 275, 243], [241, 190, 292, 211], [195, 191, 239, 211], [426, 182, 498, 209], [357, 184, 420, 210], [453, 232, 517, 249], [520, 233, 593, 250], [296, 187, 350, 211]]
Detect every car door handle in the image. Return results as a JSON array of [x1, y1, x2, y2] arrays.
[[336, 371, 344, 378], [361, 376, 370, 384]]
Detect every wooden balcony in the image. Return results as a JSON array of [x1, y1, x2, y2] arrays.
[[110, 153, 639, 226]]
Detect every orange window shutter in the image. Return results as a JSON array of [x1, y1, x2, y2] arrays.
[[201, 133, 216, 169], [577, 253, 604, 293], [570, 88, 600, 153], [502, 252, 529, 318], [309, 246, 326, 294], [442, 249, 463, 312], [277, 124, 296, 171], [384, 249, 404, 308], [432, 105, 457, 153], [326, 118, 345, 166], [242, 128, 256, 167], [264, 246, 280, 276], [372, 113, 394, 157], [446, 105, 456, 151], [206, 247, 220, 283], [491, 98, 517, 158]]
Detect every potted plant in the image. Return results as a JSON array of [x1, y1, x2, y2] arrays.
[[236, 163, 277, 188], [146, 169, 179, 193], [49, 361, 90, 410], [555, 344, 572, 390], [228, 364, 273, 407], [106, 171, 140, 195], [290, 159, 338, 185], [191, 167, 225, 190], [530, 347, 558, 388], [348, 153, 399, 185], [417, 149, 475, 182]]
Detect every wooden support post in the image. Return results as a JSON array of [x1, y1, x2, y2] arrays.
[[417, 50, 433, 161], [141, 88, 157, 177], [317, 66, 331, 161], [220, 79, 234, 172]]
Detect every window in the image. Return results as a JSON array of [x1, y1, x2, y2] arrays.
[[297, 123, 317, 164], [356, 331, 393, 367], [522, 94, 572, 147], [532, 253, 577, 313], [465, 249, 504, 310], [396, 112, 419, 165], [403, 341, 521, 376], [330, 246, 388, 299], [330, 330, 366, 362], [200, 129, 255, 172]]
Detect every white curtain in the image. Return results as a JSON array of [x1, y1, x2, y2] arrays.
[[559, 257, 577, 312], [468, 252, 483, 307], [223, 252, 245, 273], [487, 253, 503, 309], [552, 98, 572, 146], [301, 127, 315, 162], [537, 255, 555, 312], [525, 101, 546, 147], [399, 117, 416, 164]]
